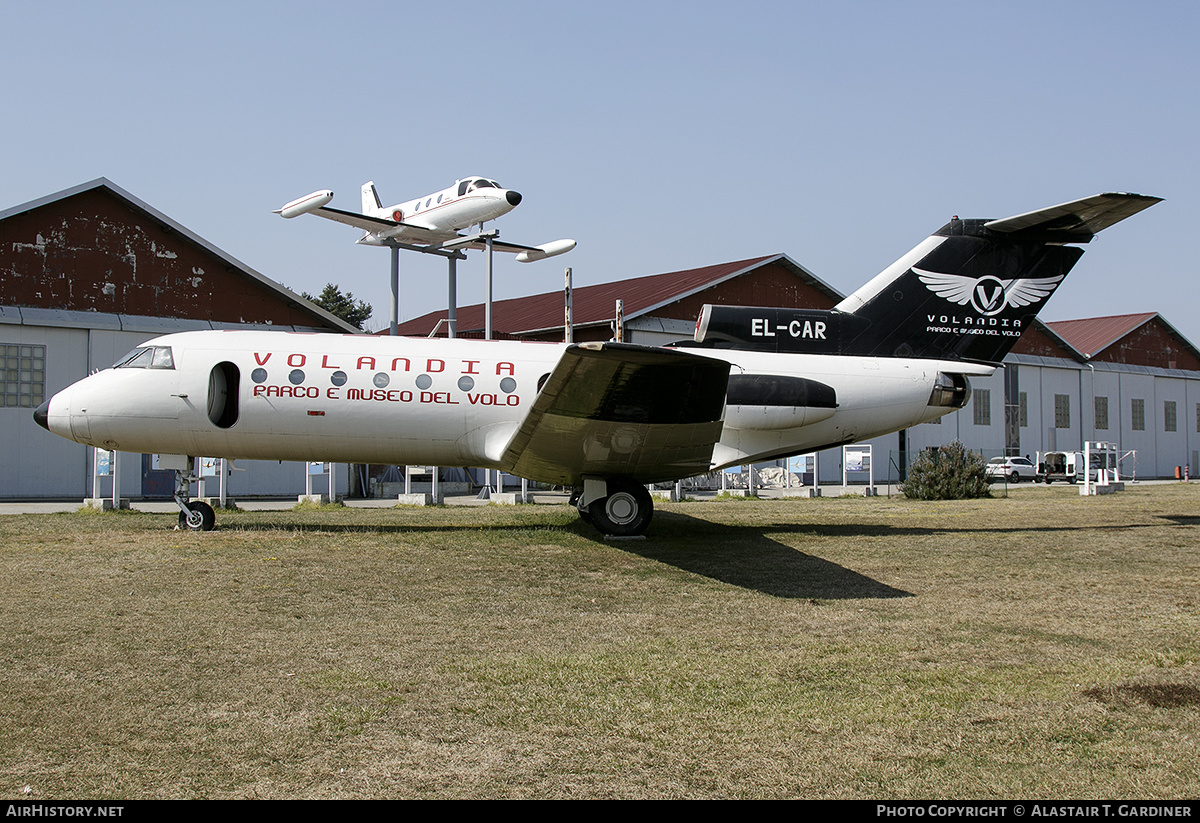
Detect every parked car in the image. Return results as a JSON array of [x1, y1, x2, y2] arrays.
[[1038, 451, 1083, 484], [985, 456, 1039, 483]]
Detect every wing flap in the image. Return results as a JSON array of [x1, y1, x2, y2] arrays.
[[501, 343, 730, 485]]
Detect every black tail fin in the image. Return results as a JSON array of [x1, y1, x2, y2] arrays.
[[695, 192, 1160, 363]]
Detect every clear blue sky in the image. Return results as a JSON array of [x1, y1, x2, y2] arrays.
[[2, 1, 1196, 343]]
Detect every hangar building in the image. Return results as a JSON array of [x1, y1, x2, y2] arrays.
[[0, 179, 356, 500]]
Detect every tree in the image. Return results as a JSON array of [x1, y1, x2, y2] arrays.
[[302, 283, 373, 330], [900, 441, 990, 500]]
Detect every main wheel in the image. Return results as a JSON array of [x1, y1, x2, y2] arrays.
[[587, 481, 653, 537], [179, 500, 216, 531]]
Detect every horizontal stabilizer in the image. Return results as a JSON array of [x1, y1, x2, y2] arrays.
[[985, 192, 1161, 240], [501, 343, 729, 485]]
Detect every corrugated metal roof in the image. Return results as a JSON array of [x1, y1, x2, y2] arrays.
[[1046, 313, 1157, 357], [395, 254, 842, 337]]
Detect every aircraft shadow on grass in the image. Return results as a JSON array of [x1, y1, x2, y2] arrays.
[[605, 510, 913, 600], [217, 509, 912, 600]]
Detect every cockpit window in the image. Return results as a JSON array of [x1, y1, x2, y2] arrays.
[[114, 346, 175, 370], [466, 179, 497, 193]]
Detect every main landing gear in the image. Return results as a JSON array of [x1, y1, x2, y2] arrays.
[[573, 477, 653, 537], [169, 456, 216, 531]]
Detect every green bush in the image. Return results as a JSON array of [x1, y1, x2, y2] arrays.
[[900, 441, 990, 500]]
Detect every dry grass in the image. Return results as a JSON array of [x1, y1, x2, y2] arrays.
[[1, 485, 1198, 798]]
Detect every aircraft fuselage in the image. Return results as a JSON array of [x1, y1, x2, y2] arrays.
[[38, 330, 985, 478]]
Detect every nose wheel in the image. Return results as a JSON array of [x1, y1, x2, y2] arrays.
[[171, 458, 217, 531], [179, 500, 216, 531]]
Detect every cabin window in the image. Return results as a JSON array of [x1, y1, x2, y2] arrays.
[[1, 343, 45, 408], [114, 346, 174, 370]]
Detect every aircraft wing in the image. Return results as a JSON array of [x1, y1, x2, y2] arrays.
[[464, 238, 539, 253], [500, 343, 730, 486], [309, 206, 458, 244]]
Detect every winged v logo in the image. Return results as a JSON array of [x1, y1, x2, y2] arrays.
[[914, 268, 1065, 316]]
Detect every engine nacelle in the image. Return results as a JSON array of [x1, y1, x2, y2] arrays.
[[722, 374, 838, 431], [276, 190, 334, 219], [928, 372, 971, 409]]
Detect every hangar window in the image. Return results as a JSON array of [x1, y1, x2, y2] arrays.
[[1054, 394, 1070, 429], [1, 343, 45, 409], [1165, 400, 1177, 433], [972, 389, 990, 426], [1094, 396, 1109, 431], [1019, 392, 1028, 428], [114, 346, 174, 370], [1131, 398, 1145, 431]]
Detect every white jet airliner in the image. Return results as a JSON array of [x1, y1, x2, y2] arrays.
[[37, 192, 1159, 536], [276, 177, 576, 262]]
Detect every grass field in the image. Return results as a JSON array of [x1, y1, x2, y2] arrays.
[[1, 485, 1198, 799]]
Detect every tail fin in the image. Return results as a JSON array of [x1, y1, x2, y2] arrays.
[[696, 192, 1160, 363], [361, 181, 382, 214]]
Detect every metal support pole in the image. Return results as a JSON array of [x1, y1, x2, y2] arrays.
[[564, 267, 573, 343], [447, 256, 457, 339], [484, 234, 494, 341], [389, 246, 399, 336]]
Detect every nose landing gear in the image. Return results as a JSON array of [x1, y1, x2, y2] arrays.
[[166, 456, 217, 531], [179, 500, 216, 531]]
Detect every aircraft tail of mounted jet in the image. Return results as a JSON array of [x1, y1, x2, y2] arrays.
[[695, 192, 1161, 364], [361, 181, 383, 213]]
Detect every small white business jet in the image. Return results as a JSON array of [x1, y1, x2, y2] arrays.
[[38, 192, 1159, 536], [275, 178, 576, 262]]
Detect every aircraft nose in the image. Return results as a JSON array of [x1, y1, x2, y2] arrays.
[[506, 190, 522, 207], [33, 399, 50, 430]]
